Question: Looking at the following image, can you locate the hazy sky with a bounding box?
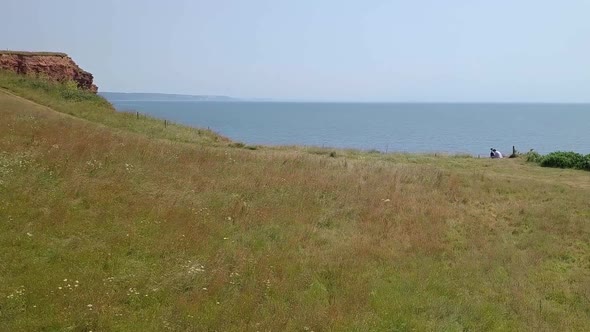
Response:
[2,0,589,102]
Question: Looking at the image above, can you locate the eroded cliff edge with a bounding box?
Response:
[0,51,98,93]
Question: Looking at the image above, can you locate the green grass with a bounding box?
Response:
[1,72,590,330]
[0,50,68,57]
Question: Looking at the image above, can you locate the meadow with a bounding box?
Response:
[1,71,589,331]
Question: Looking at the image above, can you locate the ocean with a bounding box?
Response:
[107,100,590,156]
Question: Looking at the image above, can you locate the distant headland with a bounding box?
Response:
[100,92,238,102]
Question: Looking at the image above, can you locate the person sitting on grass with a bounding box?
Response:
[490,148,503,159]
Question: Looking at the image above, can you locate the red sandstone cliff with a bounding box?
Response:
[0,51,98,93]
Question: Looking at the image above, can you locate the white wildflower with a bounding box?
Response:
[187,263,205,274]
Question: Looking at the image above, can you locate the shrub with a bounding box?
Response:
[524,150,543,163]
[580,154,590,171]
[59,80,93,101]
[231,142,245,148]
[539,151,585,169]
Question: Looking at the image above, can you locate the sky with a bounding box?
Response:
[1,0,589,102]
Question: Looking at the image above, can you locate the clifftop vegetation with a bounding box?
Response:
[0,50,68,57]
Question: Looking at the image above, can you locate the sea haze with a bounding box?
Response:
[104,99,590,156]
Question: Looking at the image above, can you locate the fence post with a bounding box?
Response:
[509,145,517,158]
[136,112,139,119]
[164,119,167,128]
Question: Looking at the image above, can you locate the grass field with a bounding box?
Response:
[1,72,589,331]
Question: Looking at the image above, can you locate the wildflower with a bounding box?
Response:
[187,264,205,274]
[127,287,140,295]
[26,232,33,237]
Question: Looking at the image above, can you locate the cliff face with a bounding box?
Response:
[0,51,98,93]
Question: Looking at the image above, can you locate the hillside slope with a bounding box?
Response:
[1,75,589,331]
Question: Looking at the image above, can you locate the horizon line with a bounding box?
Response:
[99,92,590,105]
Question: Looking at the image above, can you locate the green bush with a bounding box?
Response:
[525,150,589,171]
[539,151,585,169]
[59,80,97,101]
[231,142,245,148]
[524,150,543,163]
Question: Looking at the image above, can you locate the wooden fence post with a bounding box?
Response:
[509,145,517,158]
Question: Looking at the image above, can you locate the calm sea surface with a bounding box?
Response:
[108,101,590,155]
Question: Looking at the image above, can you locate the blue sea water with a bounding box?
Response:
[108,100,590,156]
